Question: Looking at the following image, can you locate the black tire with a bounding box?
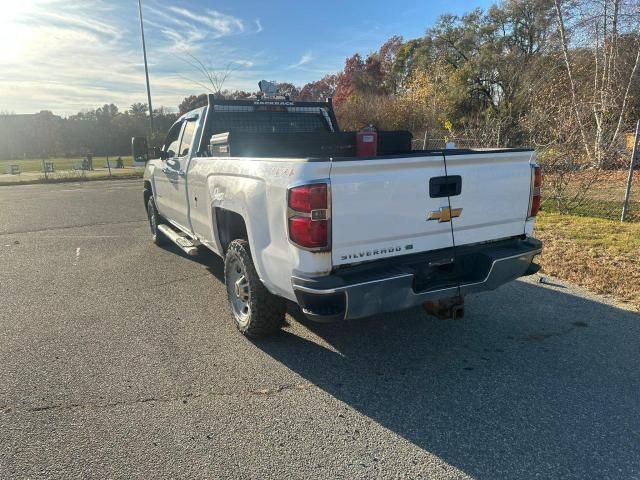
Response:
[147,196,167,246]
[224,239,286,338]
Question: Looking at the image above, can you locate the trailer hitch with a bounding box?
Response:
[422,295,465,320]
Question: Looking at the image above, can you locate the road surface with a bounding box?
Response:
[1,180,638,479]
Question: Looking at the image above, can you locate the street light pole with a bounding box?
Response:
[137,0,154,135]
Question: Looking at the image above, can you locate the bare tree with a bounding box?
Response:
[178,53,238,96]
[553,0,640,168]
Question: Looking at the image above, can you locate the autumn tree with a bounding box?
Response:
[178,94,208,115]
[378,35,405,93]
[299,75,338,101]
[273,82,300,99]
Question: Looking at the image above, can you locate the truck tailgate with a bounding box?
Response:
[329,154,454,267]
[444,150,534,246]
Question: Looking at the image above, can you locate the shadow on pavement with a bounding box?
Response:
[161,242,225,282]
[164,241,640,477]
[253,282,640,479]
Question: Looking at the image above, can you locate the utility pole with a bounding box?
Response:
[137,0,154,134]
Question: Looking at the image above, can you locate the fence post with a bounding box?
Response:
[621,119,639,222]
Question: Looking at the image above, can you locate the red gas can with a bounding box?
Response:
[356,125,378,158]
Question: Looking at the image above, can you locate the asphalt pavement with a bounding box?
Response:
[1,179,639,479]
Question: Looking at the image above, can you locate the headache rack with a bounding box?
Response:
[204,95,339,135]
[198,94,412,159]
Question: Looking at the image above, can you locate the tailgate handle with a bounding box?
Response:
[429,176,462,198]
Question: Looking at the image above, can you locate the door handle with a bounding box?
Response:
[162,167,185,177]
[429,175,462,198]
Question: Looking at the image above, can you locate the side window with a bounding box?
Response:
[164,122,183,158]
[178,120,197,157]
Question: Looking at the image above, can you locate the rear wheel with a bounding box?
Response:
[147,196,167,246]
[224,239,286,338]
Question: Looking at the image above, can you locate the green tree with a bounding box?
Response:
[129,103,148,117]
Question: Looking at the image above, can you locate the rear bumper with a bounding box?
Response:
[292,237,542,322]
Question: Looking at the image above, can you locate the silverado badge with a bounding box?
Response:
[427,207,463,223]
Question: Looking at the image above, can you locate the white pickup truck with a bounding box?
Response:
[135,92,542,337]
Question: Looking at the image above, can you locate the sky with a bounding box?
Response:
[0,0,492,116]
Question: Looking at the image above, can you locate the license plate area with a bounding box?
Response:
[412,260,458,293]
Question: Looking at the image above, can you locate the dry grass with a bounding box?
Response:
[555,170,640,202]
[0,168,143,186]
[541,170,640,221]
[535,213,640,311]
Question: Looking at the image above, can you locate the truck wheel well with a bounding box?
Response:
[215,208,248,253]
[143,181,152,212]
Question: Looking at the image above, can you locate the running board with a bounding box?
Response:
[157,224,199,256]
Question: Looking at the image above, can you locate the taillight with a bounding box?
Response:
[528,166,541,218]
[288,183,330,250]
[289,217,329,248]
[288,184,328,212]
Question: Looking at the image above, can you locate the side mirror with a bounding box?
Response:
[131,137,149,163]
[149,146,165,160]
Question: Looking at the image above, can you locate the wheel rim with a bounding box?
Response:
[227,257,251,325]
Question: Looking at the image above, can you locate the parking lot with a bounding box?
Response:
[1,179,639,479]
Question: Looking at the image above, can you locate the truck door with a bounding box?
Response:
[154,119,197,233]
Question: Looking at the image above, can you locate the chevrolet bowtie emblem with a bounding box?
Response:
[427,207,463,222]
